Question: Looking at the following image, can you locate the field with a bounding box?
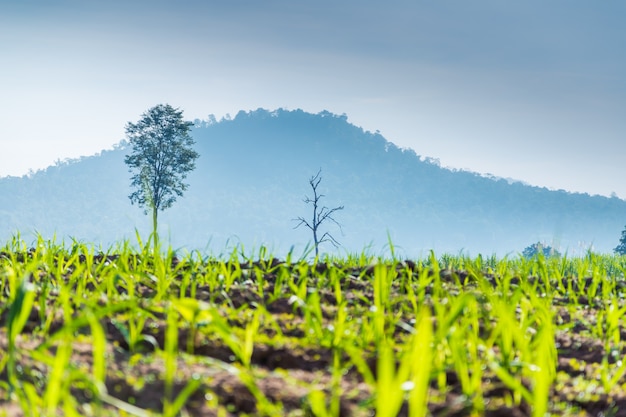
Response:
[2,237,626,416]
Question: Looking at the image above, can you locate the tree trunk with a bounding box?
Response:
[152,207,159,253]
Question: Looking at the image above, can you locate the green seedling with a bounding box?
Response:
[3,233,626,416]
[6,274,36,393]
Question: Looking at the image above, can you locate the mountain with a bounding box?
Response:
[2,108,625,257]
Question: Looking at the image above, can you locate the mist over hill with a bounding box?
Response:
[2,108,625,256]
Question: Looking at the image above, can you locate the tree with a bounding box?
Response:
[294,169,344,257]
[615,226,626,255]
[522,242,561,259]
[124,104,199,249]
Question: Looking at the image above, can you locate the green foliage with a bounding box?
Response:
[124,104,199,244]
[614,225,626,255]
[522,242,561,258]
[5,235,626,415]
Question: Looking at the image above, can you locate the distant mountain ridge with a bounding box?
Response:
[1,108,625,256]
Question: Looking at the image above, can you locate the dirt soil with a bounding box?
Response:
[1,259,625,416]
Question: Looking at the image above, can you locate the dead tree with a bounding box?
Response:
[294,169,344,257]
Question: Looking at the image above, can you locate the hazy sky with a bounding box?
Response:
[2,1,625,197]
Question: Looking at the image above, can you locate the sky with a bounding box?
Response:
[1,0,625,197]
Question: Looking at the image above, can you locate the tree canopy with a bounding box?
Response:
[614,226,626,255]
[522,242,561,258]
[124,104,199,244]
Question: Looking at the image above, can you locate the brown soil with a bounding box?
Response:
[1,261,625,416]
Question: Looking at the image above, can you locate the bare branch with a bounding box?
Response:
[293,169,344,257]
[316,205,344,228]
[319,231,341,248]
[309,169,323,189]
[293,216,314,231]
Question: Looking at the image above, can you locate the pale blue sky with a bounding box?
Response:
[1,1,625,197]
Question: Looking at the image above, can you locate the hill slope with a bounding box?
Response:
[2,108,625,256]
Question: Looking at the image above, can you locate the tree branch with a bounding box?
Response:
[293,216,314,232]
[293,169,344,256]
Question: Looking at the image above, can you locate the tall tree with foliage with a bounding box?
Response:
[124,104,199,249]
[294,169,344,257]
[615,226,626,255]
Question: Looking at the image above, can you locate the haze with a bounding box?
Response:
[1,1,625,197]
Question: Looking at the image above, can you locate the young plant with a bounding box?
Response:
[6,274,36,393]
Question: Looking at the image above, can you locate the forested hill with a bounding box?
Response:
[1,108,625,256]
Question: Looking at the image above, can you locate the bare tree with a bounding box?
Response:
[294,169,344,257]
